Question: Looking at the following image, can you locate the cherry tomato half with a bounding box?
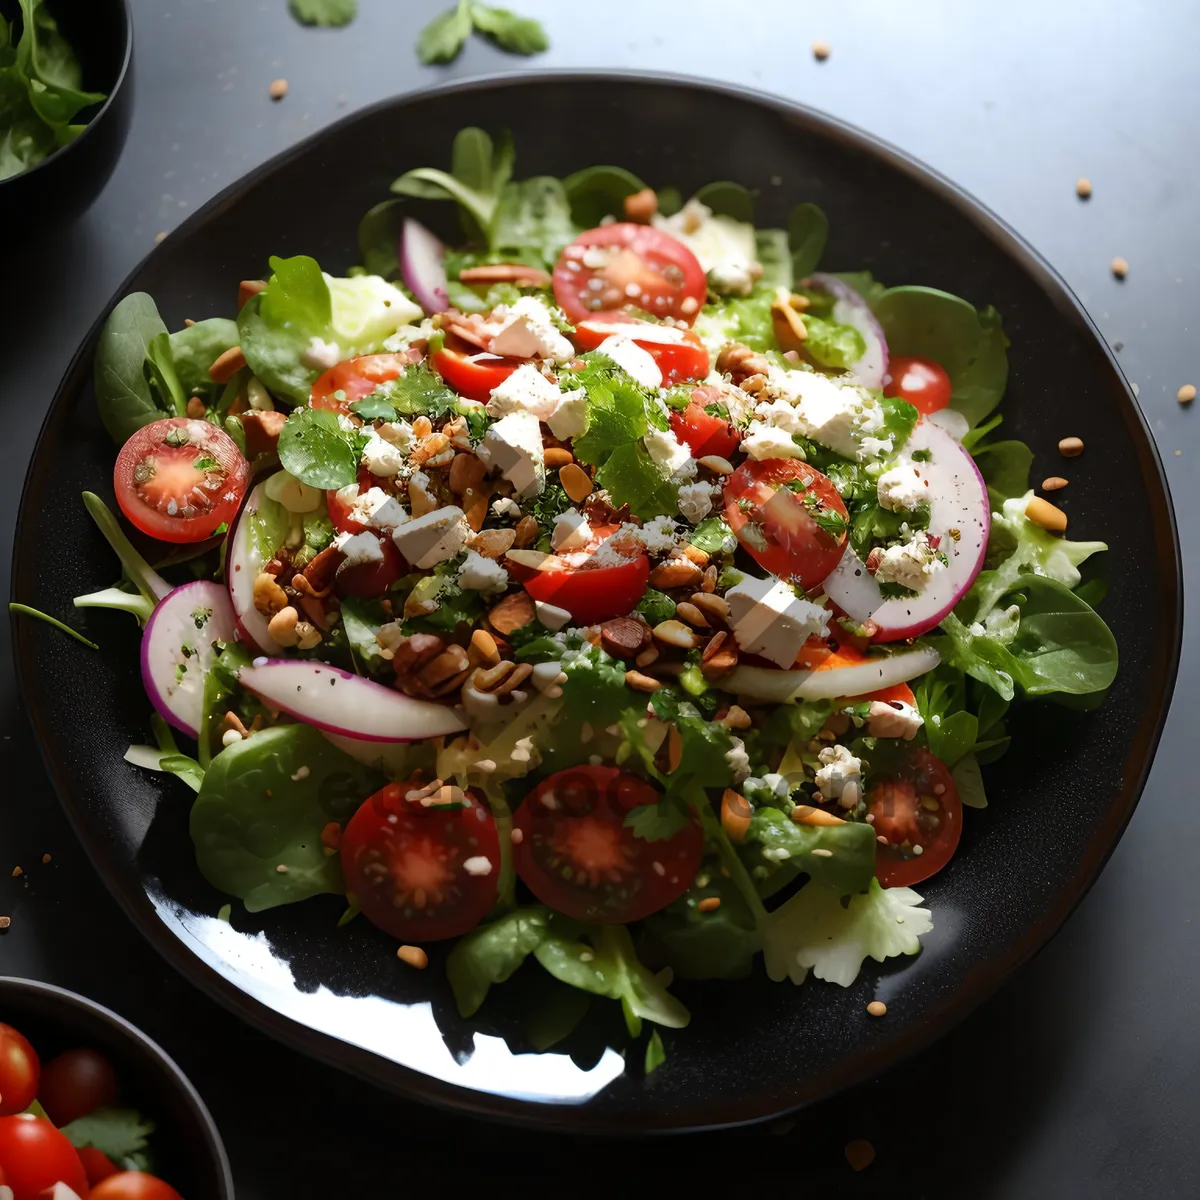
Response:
[669,398,739,460]
[723,459,849,589]
[38,1048,119,1127]
[326,485,365,535]
[91,1171,185,1200]
[0,1114,89,1200]
[883,356,953,415]
[114,418,250,544]
[0,1025,39,1117]
[513,766,703,923]
[77,1145,121,1185]
[430,341,521,402]
[522,525,650,626]
[868,747,963,888]
[340,781,501,942]
[310,352,412,414]
[553,224,707,326]
[572,316,710,385]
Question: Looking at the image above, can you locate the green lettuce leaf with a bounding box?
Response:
[446,906,554,1017]
[168,318,240,397]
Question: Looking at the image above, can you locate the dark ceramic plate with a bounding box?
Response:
[11,74,1181,1132]
[0,978,233,1197]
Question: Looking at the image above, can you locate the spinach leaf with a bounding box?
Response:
[973,439,1033,503]
[198,642,256,768]
[492,176,578,264]
[392,125,509,233]
[288,0,357,26]
[693,180,754,223]
[357,198,403,279]
[788,202,829,279]
[635,588,676,625]
[873,286,1009,425]
[277,406,364,490]
[755,228,793,290]
[562,164,647,227]
[640,880,760,981]
[168,318,240,396]
[446,906,553,1016]
[94,293,173,443]
[417,0,473,64]
[469,4,550,55]
[189,724,384,912]
[742,808,877,897]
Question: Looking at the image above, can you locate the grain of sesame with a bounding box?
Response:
[1075,177,1092,199]
[1058,436,1084,457]
[812,39,831,60]
[269,78,289,101]
[1111,256,1128,279]
[867,1000,887,1017]
[1178,384,1196,405]
[397,945,428,969]
[845,1139,876,1171]
[275,864,288,873]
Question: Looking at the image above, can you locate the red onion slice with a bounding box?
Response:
[400,218,450,314]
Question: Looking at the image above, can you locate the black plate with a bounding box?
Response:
[11,73,1181,1132]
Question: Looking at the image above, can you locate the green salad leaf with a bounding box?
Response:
[469,4,550,56]
[693,180,754,223]
[168,318,240,397]
[562,164,647,227]
[340,596,390,675]
[189,724,385,912]
[644,1030,666,1074]
[973,439,1034,504]
[277,406,364,489]
[787,202,829,279]
[289,0,357,27]
[61,1107,154,1163]
[755,228,793,290]
[417,0,473,64]
[492,175,577,265]
[640,879,760,981]
[802,314,867,370]
[93,294,179,443]
[446,906,554,1016]
[743,807,877,897]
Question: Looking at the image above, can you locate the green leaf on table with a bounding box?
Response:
[61,1107,154,1160]
[277,406,363,489]
[289,0,357,27]
[417,1,473,64]
[470,4,549,55]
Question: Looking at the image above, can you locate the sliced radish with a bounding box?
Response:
[238,659,467,742]
[823,419,990,642]
[726,643,941,702]
[227,479,285,655]
[400,218,450,314]
[804,273,889,389]
[141,580,238,738]
[321,731,425,773]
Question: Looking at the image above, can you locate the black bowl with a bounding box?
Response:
[0,977,232,1196]
[0,0,133,228]
[10,74,1181,1132]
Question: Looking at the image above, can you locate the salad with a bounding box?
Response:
[63,126,1117,1069]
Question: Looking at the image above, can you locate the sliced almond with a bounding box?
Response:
[543,446,574,468]
[653,619,701,650]
[488,591,536,636]
[505,548,565,572]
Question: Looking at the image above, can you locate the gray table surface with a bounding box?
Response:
[2,1,1197,1195]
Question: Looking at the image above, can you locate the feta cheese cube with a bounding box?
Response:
[815,744,861,801]
[653,200,761,297]
[392,506,470,569]
[457,549,509,595]
[335,530,385,568]
[486,363,563,420]
[534,600,572,631]
[477,411,545,499]
[597,335,663,389]
[376,420,415,451]
[677,481,714,524]
[766,367,889,460]
[742,423,805,461]
[726,575,830,668]
[874,530,945,592]
[491,496,522,519]
[643,427,695,477]
[877,463,929,512]
[487,297,575,362]
[302,336,341,371]
[546,390,588,441]
[361,433,406,477]
[865,700,924,740]
[364,490,409,531]
[551,508,592,553]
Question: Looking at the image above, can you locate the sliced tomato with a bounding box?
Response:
[340,781,500,942]
[572,315,710,384]
[0,1024,39,1117]
[521,526,650,625]
[91,1172,185,1200]
[114,418,250,544]
[884,356,952,414]
[78,1145,121,1184]
[553,224,707,326]
[0,1114,89,1200]
[326,486,366,535]
[334,535,405,599]
[431,340,521,402]
[512,766,703,923]
[310,352,411,414]
[669,399,739,459]
[868,747,962,887]
[724,458,849,589]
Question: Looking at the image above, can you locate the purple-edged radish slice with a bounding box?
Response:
[725,643,941,703]
[238,659,467,741]
[400,218,450,314]
[226,479,284,655]
[804,273,889,389]
[141,580,238,738]
[822,418,990,643]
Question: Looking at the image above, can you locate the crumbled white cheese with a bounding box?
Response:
[491,496,522,519]
[487,297,575,362]
[350,486,408,530]
[865,700,924,740]
[725,575,830,668]
[551,508,593,553]
[361,433,406,477]
[643,427,696,478]
[877,463,929,512]
[742,424,805,461]
[534,600,572,631]
[815,744,862,801]
[457,549,509,595]
[725,737,751,783]
[376,420,415,451]
[382,317,435,353]
[632,515,680,555]
[677,480,714,524]
[486,363,563,420]
[302,337,342,371]
[392,506,470,569]
[463,855,494,877]
[874,530,946,592]
[653,199,761,296]
[597,334,663,389]
[477,410,545,499]
[334,530,385,568]
[766,367,891,460]
[546,388,588,441]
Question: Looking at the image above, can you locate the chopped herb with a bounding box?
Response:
[192,455,219,471]
[911,449,932,462]
[348,393,398,421]
[191,607,213,630]
[878,581,919,599]
[9,604,99,651]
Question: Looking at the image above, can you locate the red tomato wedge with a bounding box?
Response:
[334,535,406,599]
[572,315,710,385]
[553,224,707,326]
[724,458,849,589]
[326,486,365,535]
[669,398,739,459]
[340,782,500,942]
[431,341,521,401]
[519,525,650,625]
[310,352,412,413]
[91,1172,185,1200]
[512,766,703,923]
[868,747,962,888]
[0,1025,38,1117]
[0,1114,89,1200]
[114,418,249,544]
[884,356,952,414]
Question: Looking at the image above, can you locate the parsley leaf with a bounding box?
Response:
[569,355,655,464]
[594,443,679,522]
[348,393,398,421]
[688,516,734,555]
[288,0,357,26]
[417,0,473,64]
[469,4,550,55]
[635,588,676,625]
[277,407,364,490]
[61,1107,155,1161]
[374,362,462,418]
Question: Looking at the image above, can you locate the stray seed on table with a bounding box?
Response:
[1076,177,1092,199]
[1058,436,1084,457]
[867,1000,887,1017]
[1178,384,1196,405]
[845,1139,876,1172]
[0,917,9,930]
[11,867,21,878]
[1110,256,1128,279]
[41,854,50,864]
[1042,476,1068,491]
[269,78,288,101]
[154,231,167,244]
[397,945,428,969]
[812,39,831,60]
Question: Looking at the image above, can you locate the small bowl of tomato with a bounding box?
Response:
[0,977,232,1199]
